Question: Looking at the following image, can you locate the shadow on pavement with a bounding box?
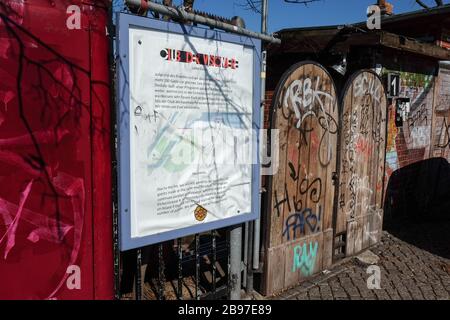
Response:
[383,157,450,259]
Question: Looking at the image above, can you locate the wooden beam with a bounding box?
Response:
[331,33,383,54]
[330,31,450,60]
[271,27,450,60]
[381,31,450,60]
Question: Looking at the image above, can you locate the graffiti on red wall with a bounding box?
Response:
[0,1,93,299]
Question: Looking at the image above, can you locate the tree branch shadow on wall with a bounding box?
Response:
[383,157,450,259]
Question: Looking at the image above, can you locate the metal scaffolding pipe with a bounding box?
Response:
[125,0,281,44]
[242,221,249,288]
[246,219,254,292]
[229,225,242,300]
[253,0,269,272]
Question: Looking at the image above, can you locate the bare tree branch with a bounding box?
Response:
[416,0,429,8]
[435,0,444,6]
[236,0,262,13]
[237,0,321,13]
[284,0,321,5]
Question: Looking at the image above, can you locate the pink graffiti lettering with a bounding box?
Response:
[0,180,33,259]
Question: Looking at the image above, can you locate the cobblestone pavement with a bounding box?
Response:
[271,227,450,300]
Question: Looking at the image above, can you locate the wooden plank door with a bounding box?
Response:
[264,62,339,295]
[336,70,387,258]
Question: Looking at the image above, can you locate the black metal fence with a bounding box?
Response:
[115,229,231,300]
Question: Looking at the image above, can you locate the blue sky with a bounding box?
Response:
[179,0,443,33]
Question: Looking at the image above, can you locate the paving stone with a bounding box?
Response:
[373,289,390,300]
[295,292,308,300]
[355,250,380,266]
[308,286,321,298]
[385,289,402,300]
[275,228,450,301]
[397,291,413,300]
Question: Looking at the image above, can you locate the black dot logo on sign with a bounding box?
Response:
[160,49,168,59]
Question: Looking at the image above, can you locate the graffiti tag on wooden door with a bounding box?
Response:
[264,62,338,295]
[336,70,387,257]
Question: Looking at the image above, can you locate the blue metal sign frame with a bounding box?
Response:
[116,13,261,251]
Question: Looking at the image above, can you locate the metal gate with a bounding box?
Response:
[115,229,231,300]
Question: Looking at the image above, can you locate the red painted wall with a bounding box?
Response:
[0,0,113,299]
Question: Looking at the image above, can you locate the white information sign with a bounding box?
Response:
[127,25,256,240]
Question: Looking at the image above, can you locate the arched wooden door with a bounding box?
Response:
[335,70,387,258]
[264,62,339,295]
